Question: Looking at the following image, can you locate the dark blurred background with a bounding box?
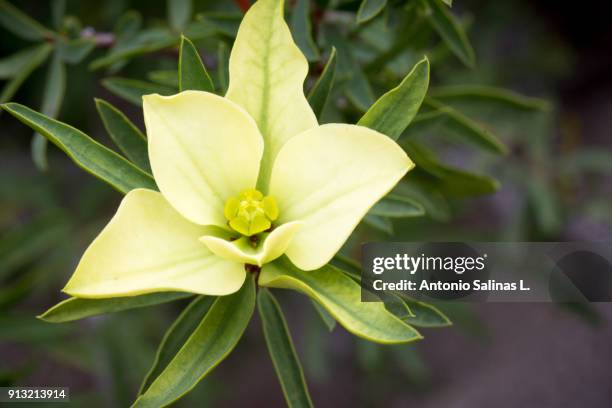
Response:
[1,0,612,406]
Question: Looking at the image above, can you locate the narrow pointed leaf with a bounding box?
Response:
[0,44,52,104]
[0,0,54,40]
[307,47,337,119]
[260,259,421,344]
[39,293,192,323]
[102,78,176,106]
[290,0,319,61]
[442,0,453,6]
[396,295,451,327]
[179,36,214,92]
[139,296,215,394]
[362,214,393,235]
[421,0,475,67]
[168,0,192,31]
[95,98,151,173]
[258,289,314,408]
[310,299,336,332]
[56,37,96,64]
[429,85,551,111]
[32,51,66,171]
[1,103,157,193]
[370,194,425,218]
[90,29,178,71]
[0,46,48,79]
[424,98,507,154]
[132,276,256,408]
[394,180,451,222]
[358,57,430,140]
[404,142,500,196]
[356,0,388,24]
[148,70,179,88]
[383,293,415,319]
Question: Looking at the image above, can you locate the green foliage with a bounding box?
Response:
[39,293,191,323]
[358,57,430,140]
[260,259,422,344]
[258,289,314,408]
[132,276,255,408]
[2,0,599,405]
[95,98,151,173]
[139,296,215,394]
[306,47,337,119]
[179,36,214,92]
[357,0,388,24]
[1,103,157,193]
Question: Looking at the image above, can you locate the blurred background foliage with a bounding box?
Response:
[1,0,611,406]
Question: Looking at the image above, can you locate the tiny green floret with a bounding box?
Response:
[224,188,279,236]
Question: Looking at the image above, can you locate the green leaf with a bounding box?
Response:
[258,289,314,408]
[356,0,388,24]
[290,0,319,61]
[0,46,47,79]
[397,295,452,327]
[442,0,453,6]
[139,296,215,394]
[179,36,214,92]
[358,57,429,140]
[90,29,178,71]
[216,42,229,94]
[362,214,393,235]
[1,103,157,193]
[370,194,425,218]
[424,98,507,154]
[310,299,336,331]
[95,98,151,173]
[260,259,421,344]
[393,179,451,222]
[429,85,551,112]
[32,51,66,171]
[102,78,176,106]
[404,142,500,196]
[421,0,475,67]
[39,293,191,323]
[0,43,52,104]
[168,0,192,31]
[148,70,179,88]
[383,293,415,319]
[132,275,255,408]
[306,47,337,119]
[0,0,54,41]
[57,37,96,64]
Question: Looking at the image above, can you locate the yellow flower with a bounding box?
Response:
[63,0,413,298]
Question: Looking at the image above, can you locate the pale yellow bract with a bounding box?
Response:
[63,0,414,298]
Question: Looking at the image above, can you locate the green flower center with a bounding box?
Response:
[224,189,279,237]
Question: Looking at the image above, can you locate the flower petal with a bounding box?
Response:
[269,124,413,270]
[199,221,302,266]
[63,189,246,298]
[143,91,263,226]
[226,0,318,189]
